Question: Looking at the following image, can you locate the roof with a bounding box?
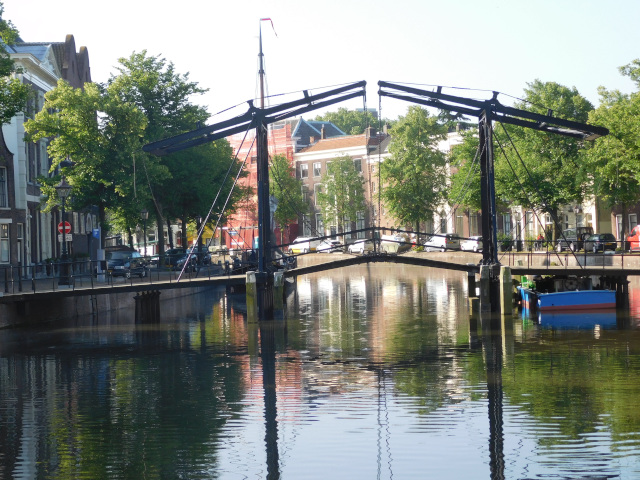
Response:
[291,118,344,148]
[297,131,389,154]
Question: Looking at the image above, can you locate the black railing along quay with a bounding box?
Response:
[0,259,245,304]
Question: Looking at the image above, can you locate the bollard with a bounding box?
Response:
[246,271,258,323]
[499,265,513,316]
[479,265,492,313]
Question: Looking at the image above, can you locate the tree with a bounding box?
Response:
[581,60,640,240]
[316,156,366,235]
[448,128,483,211]
[24,80,148,243]
[495,80,594,237]
[314,107,382,135]
[0,2,30,125]
[381,106,448,233]
[106,51,243,253]
[269,154,308,242]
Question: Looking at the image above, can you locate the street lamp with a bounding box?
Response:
[55,178,72,285]
[141,209,148,256]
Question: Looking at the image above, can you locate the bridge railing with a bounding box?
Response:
[0,257,241,296]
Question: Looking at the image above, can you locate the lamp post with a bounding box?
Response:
[141,209,148,256]
[55,178,72,285]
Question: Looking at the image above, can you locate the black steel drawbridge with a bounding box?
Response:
[143,80,608,317]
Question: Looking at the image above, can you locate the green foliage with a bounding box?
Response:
[495,80,594,213]
[25,80,148,223]
[381,106,448,229]
[0,2,30,125]
[314,107,382,135]
[448,128,482,211]
[269,154,308,228]
[316,156,366,232]
[580,59,640,237]
[25,51,241,252]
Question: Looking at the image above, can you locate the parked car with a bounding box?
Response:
[380,234,412,253]
[348,239,375,254]
[627,225,640,251]
[106,249,147,278]
[584,233,617,253]
[175,246,212,272]
[317,239,343,253]
[460,236,482,252]
[162,248,187,268]
[288,237,321,254]
[556,226,594,252]
[424,233,461,252]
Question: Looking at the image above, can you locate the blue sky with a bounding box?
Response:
[5,0,639,121]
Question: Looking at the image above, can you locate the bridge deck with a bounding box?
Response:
[3,252,640,304]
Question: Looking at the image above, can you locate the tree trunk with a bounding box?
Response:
[167,218,174,249]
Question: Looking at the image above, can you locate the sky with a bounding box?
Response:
[4,0,640,123]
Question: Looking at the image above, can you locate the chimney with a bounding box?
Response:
[321,124,326,139]
[365,126,377,139]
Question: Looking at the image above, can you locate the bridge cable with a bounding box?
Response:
[176,128,256,281]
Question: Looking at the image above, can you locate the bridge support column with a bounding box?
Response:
[499,266,513,316]
[246,271,275,322]
[134,290,161,322]
[479,266,492,313]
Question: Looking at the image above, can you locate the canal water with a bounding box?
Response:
[1,264,640,479]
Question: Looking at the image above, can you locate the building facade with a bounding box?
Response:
[0,35,93,271]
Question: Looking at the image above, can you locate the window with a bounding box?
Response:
[502,213,511,236]
[315,213,324,234]
[302,214,311,236]
[343,217,352,239]
[353,158,362,173]
[440,211,447,233]
[0,168,7,208]
[356,211,365,238]
[17,223,23,266]
[0,224,8,262]
[630,213,638,231]
[371,182,376,194]
[300,163,308,179]
[314,184,322,205]
[616,214,623,240]
[525,211,533,236]
[250,155,257,164]
[301,185,309,203]
[313,162,321,177]
[371,165,376,174]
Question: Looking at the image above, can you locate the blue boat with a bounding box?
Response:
[536,289,616,312]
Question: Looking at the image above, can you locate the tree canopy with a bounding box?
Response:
[316,155,366,234]
[0,2,30,125]
[26,51,242,253]
[580,59,640,237]
[381,106,448,231]
[314,107,383,135]
[269,154,308,236]
[495,80,594,216]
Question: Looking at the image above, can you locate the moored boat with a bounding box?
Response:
[536,289,616,312]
